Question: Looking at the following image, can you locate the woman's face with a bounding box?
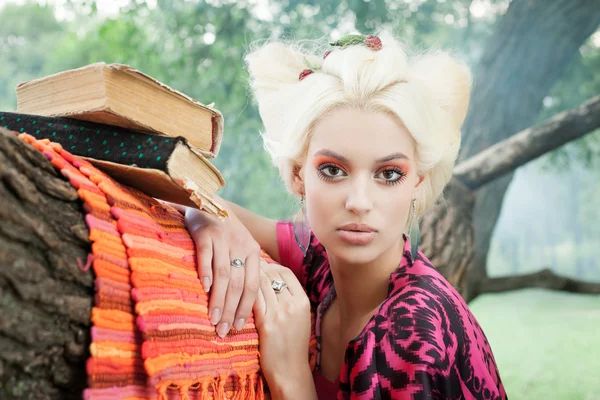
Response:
[296,107,423,266]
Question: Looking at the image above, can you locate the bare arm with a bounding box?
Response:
[268,364,317,400]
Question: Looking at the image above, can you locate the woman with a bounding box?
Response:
[184,32,507,399]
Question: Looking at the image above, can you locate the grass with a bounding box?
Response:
[469,289,600,400]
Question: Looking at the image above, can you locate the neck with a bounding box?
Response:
[327,236,405,328]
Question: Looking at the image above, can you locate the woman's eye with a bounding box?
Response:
[322,166,345,177]
[377,169,405,182]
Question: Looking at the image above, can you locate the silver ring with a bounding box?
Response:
[271,279,287,293]
[230,258,245,268]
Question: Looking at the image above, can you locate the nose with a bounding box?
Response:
[345,175,373,214]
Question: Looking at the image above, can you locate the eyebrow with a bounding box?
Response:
[314,149,410,163]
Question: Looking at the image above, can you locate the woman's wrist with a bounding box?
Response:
[266,362,317,400]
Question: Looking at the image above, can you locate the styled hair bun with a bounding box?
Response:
[408,52,472,135]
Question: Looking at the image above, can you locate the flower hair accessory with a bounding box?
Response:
[299,57,321,81]
[330,34,382,51]
[298,34,383,80]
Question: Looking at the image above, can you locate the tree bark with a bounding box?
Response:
[457,0,600,300]
[419,178,478,299]
[454,95,600,190]
[0,128,92,400]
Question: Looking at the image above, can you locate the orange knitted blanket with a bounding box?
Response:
[18,133,270,400]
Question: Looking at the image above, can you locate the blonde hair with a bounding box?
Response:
[245,32,472,229]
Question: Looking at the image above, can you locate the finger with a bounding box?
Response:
[258,266,278,308]
[195,240,213,293]
[208,240,230,327]
[277,267,305,297]
[253,285,266,319]
[233,252,260,331]
[262,263,293,300]
[268,270,293,301]
[217,256,246,338]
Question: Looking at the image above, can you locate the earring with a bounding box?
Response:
[293,196,310,257]
[408,199,420,261]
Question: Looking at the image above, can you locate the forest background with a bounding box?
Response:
[1,0,599,398]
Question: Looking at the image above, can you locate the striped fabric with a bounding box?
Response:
[17,133,265,400]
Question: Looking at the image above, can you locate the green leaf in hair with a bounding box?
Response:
[303,57,321,71]
[329,34,366,47]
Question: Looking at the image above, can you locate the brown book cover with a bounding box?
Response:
[15,62,224,158]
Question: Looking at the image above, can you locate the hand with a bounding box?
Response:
[185,207,261,338]
[254,260,314,391]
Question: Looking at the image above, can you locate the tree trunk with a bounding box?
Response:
[457,0,600,300]
[419,95,600,301]
[0,128,92,400]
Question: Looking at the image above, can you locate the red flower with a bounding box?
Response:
[299,69,314,81]
[323,50,332,59]
[365,35,382,51]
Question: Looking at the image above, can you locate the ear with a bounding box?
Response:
[413,173,425,196]
[291,164,305,196]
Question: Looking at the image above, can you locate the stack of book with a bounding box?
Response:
[11,62,227,217]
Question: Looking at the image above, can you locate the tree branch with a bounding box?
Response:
[479,268,600,295]
[454,95,600,190]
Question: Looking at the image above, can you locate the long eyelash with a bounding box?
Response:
[317,164,407,185]
[317,170,335,182]
[317,162,342,182]
[382,168,407,186]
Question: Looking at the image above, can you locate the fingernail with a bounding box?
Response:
[202,277,211,292]
[234,318,246,331]
[210,308,221,325]
[217,322,229,338]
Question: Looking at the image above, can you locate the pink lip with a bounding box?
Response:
[337,223,377,233]
[336,230,377,245]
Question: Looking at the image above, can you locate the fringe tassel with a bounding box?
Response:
[179,384,190,400]
[256,376,266,400]
[217,374,227,399]
[157,382,169,400]
[232,376,247,400]
[200,379,217,400]
[245,375,256,400]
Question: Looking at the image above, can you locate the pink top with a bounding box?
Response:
[276,222,506,400]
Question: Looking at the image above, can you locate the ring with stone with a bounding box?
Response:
[230,258,245,268]
[271,279,287,293]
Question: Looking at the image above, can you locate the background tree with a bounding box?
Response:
[456,0,600,299]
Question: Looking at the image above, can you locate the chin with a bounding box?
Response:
[327,241,380,265]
